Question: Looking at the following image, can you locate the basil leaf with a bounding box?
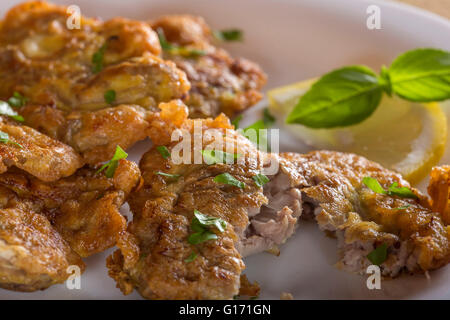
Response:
[7,92,27,107]
[97,145,128,178]
[388,48,450,102]
[184,251,198,263]
[188,231,218,245]
[244,120,270,151]
[263,108,275,127]
[214,173,245,189]
[231,114,243,128]
[252,173,269,187]
[193,210,227,233]
[362,177,386,194]
[367,243,388,265]
[286,66,383,128]
[0,130,23,149]
[156,146,171,159]
[104,90,116,104]
[387,182,418,199]
[155,171,181,180]
[202,149,240,165]
[213,29,243,42]
[0,101,24,122]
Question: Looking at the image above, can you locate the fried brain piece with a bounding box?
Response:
[107,121,303,299]
[0,1,190,164]
[282,151,450,277]
[428,165,450,225]
[151,15,267,118]
[0,117,83,181]
[0,159,141,258]
[0,187,85,292]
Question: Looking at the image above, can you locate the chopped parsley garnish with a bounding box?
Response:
[92,43,107,73]
[156,146,171,159]
[367,243,388,266]
[362,177,418,199]
[214,173,245,189]
[252,173,269,187]
[157,28,206,58]
[0,131,23,149]
[231,114,243,128]
[184,251,198,263]
[213,29,243,42]
[96,145,128,178]
[104,89,116,104]
[188,210,227,245]
[155,171,181,180]
[7,92,27,108]
[202,149,240,165]
[0,101,24,122]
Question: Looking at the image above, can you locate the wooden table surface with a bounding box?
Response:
[396,0,450,19]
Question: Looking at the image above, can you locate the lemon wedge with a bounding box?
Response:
[268,80,447,184]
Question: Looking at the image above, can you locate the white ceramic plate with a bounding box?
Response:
[1,0,449,300]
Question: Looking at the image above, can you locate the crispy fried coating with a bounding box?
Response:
[428,166,450,225]
[0,117,83,181]
[151,15,266,118]
[0,187,85,292]
[108,120,267,299]
[0,159,141,258]
[283,151,450,276]
[0,1,190,164]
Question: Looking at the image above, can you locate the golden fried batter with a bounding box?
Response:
[283,151,450,276]
[0,1,190,164]
[428,165,450,225]
[151,15,267,118]
[0,159,140,258]
[0,187,84,292]
[0,117,83,181]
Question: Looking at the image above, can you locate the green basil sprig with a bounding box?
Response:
[287,48,450,128]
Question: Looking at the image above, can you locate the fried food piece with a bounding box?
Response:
[0,187,84,292]
[282,151,450,277]
[428,165,450,225]
[107,116,302,299]
[0,159,141,258]
[0,1,190,164]
[151,15,267,118]
[0,117,83,181]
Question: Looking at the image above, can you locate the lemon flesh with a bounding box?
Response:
[268,80,447,184]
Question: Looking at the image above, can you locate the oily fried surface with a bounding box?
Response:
[0,160,140,258]
[282,151,450,276]
[151,15,267,118]
[0,1,190,164]
[0,187,84,292]
[0,117,83,181]
[108,122,274,299]
[428,165,450,225]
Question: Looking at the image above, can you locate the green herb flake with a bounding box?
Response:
[156,146,171,159]
[92,43,107,73]
[252,173,269,187]
[188,230,218,245]
[7,92,28,108]
[184,251,198,263]
[104,89,116,104]
[394,204,411,210]
[214,173,245,189]
[0,101,24,122]
[155,171,181,180]
[0,130,23,149]
[387,182,418,199]
[96,145,128,178]
[202,149,240,165]
[367,243,388,266]
[213,29,243,42]
[187,210,227,245]
[362,177,386,194]
[231,114,243,128]
[157,28,206,58]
